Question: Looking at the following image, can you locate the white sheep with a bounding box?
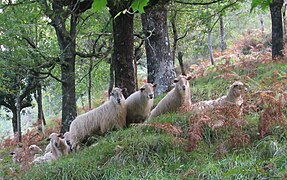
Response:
[31,133,70,164]
[31,151,56,164]
[125,83,157,126]
[28,144,43,159]
[190,81,246,114]
[69,87,127,151]
[149,75,192,118]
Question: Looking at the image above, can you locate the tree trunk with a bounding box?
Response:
[16,93,21,142]
[259,14,264,34]
[219,15,226,53]
[142,1,176,95]
[270,0,284,59]
[171,9,178,64]
[207,28,215,65]
[11,108,17,134]
[35,84,46,133]
[88,58,92,109]
[177,52,186,75]
[51,3,77,133]
[110,10,136,97]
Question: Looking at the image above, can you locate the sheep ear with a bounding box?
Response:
[121,88,127,93]
[186,76,192,81]
[140,87,145,92]
[152,84,157,89]
[174,78,179,83]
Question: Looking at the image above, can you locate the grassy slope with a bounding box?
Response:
[21,61,287,179]
[1,60,286,179]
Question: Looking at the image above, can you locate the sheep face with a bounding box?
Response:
[140,83,157,100]
[110,88,125,105]
[48,133,62,149]
[229,81,246,97]
[29,145,43,156]
[174,75,192,95]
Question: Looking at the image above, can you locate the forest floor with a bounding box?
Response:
[1,31,287,179]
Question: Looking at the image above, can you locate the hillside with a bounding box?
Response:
[1,33,287,179]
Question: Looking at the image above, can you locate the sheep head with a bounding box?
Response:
[110,87,126,105]
[47,133,63,149]
[140,83,157,100]
[228,81,246,98]
[29,145,43,156]
[174,75,192,95]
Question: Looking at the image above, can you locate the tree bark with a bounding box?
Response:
[177,51,186,75]
[51,2,77,133]
[142,1,176,95]
[219,15,226,53]
[109,8,136,97]
[270,0,284,59]
[88,58,93,109]
[207,28,215,65]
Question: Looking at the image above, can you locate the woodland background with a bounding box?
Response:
[0,0,287,178]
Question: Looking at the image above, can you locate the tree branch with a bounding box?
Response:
[175,0,223,5]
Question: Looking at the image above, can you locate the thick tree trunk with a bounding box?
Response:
[110,11,136,97]
[142,2,176,95]
[52,3,77,133]
[60,49,77,133]
[219,15,226,53]
[270,0,284,59]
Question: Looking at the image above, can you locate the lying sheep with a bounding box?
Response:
[48,133,71,158]
[69,87,127,151]
[189,81,246,121]
[190,81,246,114]
[31,133,70,164]
[150,75,192,118]
[29,144,43,158]
[126,83,157,126]
[31,151,55,164]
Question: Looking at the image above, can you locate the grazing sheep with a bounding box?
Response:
[190,81,246,113]
[149,75,192,118]
[126,83,157,126]
[69,87,127,151]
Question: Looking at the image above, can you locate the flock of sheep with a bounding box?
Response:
[10,75,246,165]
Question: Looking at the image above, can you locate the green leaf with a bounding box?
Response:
[250,0,273,12]
[131,0,149,13]
[92,0,108,12]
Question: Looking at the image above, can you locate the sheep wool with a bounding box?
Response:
[191,81,246,113]
[48,133,71,158]
[126,83,157,126]
[150,75,192,118]
[69,87,127,150]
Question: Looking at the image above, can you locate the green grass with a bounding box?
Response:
[1,61,286,179]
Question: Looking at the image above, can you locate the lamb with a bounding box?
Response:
[149,75,192,118]
[69,87,127,151]
[125,83,157,126]
[31,133,70,164]
[190,81,246,114]
[28,144,43,158]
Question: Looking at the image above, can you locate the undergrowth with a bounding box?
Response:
[1,33,287,179]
